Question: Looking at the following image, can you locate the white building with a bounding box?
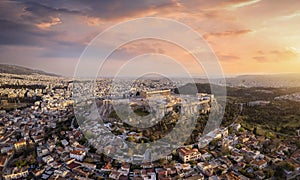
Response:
[251,159,268,169]
[70,150,86,161]
[177,147,201,163]
[42,155,54,164]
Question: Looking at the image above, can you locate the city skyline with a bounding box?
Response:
[0,0,300,77]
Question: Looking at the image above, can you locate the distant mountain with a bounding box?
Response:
[193,73,300,88]
[235,73,300,79]
[0,64,60,76]
[225,73,300,87]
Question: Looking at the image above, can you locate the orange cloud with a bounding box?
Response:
[218,54,240,62]
[253,49,298,63]
[203,29,252,39]
[118,40,166,55]
[226,0,262,10]
[253,56,267,63]
[36,17,61,29]
[85,16,102,27]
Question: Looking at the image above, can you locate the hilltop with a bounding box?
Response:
[0,64,59,76]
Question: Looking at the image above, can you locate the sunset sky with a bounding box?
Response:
[0,0,300,77]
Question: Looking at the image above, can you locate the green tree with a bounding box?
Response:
[264,169,275,178]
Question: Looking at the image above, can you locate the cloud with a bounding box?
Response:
[0,0,299,76]
[186,46,206,55]
[253,49,298,63]
[183,0,262,12]
[257,50,264,55]
[0,17,84,58]
[85,17,103,27]
[218,54,240,61]
[0,0,182,46]
[288,47,300,54]
[253,56,267,62]
[18,0,180,22]
[0,1,87,58]
[115,40,168,58]
[226,0,262,10]
[270,49,298,59]
[0,1,78,46]
[20,1,80,23]
[277,11,300,20]
[36,17,62,29]
[203,29,252,39]
[0,19,59,46]
[81,0,179,20]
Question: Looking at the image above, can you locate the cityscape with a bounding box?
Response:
[1,0,300,180]
[0,69,299,180]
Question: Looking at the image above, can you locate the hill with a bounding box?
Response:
[0,64,59,76]
[226,73,300,87]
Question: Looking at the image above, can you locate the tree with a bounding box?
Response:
[275,162,295,178]
[190,160,197,167]
[56,141,63,147]
[79,137,88,145]
[85,130,95,139]
[16,159,27,168]
[169,160,176,166]
[296,140,300,149]
[239,127,245,133]
[89,145,97,153]
[126,136,135,142]
[264,169,275,178]
[158,158,168,166]
[253,127,258,135]
[84,158,94,163]
[221,146,230,156]
[235,144,242,149]
[228,127,234,134]
[210,139,218,147]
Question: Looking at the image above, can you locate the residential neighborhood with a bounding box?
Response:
[1,0,300,179]
[0,73,299,180]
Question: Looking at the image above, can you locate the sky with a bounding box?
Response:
[0,0,300,77]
